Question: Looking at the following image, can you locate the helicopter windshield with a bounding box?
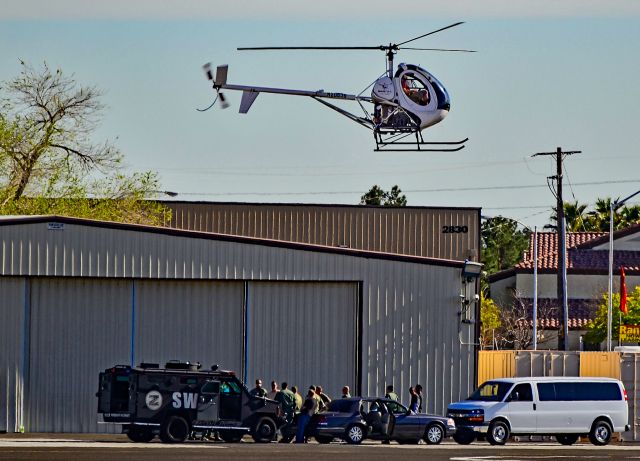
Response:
[400,74,430,106]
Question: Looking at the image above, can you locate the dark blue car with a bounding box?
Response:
[307,397,456,444]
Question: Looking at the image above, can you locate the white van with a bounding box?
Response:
[447,377,629,446]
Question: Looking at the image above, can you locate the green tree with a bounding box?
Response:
[360,184,407,206]
[584,286,640,345]
[481,217,530,275]
[480,293,502,349]
[0,62,168,225]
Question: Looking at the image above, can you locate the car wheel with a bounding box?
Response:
[556,434,579,445]
[220,431,244,443]
[126,426,155,443]
[486,420,510,446]
[315,435,333,444]
[160,415,189,443]
[452,427,475,445]
[344,424,366,444]
[425,423,444,445]
[589,420,612,446]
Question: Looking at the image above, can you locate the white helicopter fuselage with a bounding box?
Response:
[371,63,451,130]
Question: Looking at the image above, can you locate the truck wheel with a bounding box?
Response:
[220,431,244,443]
[452,428,475,445]
[344,424,365,444]
[556,434,579,445]
[160,415,189,443]
[126,426,155,443]
[589,420,612,446]
[252,417,276,443]
[486,420,510,446]
[425,423,444,445]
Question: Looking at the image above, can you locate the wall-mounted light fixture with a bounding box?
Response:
[461,260,483,280]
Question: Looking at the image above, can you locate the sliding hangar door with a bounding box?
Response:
[5,278,357,433]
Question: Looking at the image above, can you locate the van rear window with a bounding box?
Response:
[537,382,621,401]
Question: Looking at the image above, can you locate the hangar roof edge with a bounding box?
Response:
[0,215,465,269]
[157,200,482,212]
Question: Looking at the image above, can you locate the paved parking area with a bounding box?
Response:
[1,434,639,461]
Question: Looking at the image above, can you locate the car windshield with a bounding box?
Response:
[467,381,513,402]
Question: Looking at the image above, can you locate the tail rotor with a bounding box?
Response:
[198,62,230,111]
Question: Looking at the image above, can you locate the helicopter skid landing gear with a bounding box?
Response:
[374,130,467,152]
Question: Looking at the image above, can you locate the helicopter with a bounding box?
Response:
[201,22,474,152]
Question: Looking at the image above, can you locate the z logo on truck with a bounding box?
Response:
[145,391,163,411]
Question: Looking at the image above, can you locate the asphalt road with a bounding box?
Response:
[1,434,640,461]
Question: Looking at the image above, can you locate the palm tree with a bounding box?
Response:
[548,201,590,231]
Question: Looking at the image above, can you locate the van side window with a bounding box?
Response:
[509,383,533,401]
[537,382,622,401]
[537,383,555,401]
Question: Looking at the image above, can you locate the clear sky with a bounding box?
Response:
[1,0,639,229]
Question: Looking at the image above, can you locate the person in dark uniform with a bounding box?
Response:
[249,379,267,398]
[409,386,419,413]
[414,384,424,412]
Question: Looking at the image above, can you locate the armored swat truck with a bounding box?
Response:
[97,361,284,443]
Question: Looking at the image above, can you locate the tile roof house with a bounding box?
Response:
[488,224,640,350]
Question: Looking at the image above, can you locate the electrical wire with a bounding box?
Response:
[176,178,640,197]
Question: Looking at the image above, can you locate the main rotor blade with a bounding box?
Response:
[400,47,476,52]
[238,46,383,51]
[396,22,465,47]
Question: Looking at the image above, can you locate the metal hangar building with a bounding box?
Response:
[0,204,480,433]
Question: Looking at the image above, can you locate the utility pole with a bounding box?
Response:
[533,147,581,350]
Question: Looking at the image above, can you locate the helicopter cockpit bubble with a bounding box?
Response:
[400,73,431,106]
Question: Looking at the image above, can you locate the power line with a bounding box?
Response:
[177,178,640,197]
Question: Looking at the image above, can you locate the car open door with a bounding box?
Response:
[198,380,220,423]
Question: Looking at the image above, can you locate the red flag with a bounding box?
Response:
[620,266,628,315]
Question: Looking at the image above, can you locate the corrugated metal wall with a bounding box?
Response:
[0,219,475,432]
[164,203,480,261]
[368,263,474,416]
[246,282,357,398]
[0,278,25,433]
[621,353,640,441]
[27,278,132,433]
[580,352,622,379]
[135,280,244,372]
[476,351,515,386]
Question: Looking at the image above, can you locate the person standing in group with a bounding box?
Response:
[291,385,303,412]
[267,381,279,400]
[408,386,419,413]
[296,390,318,443]
[341,386,351,398]
[414,384,424,412]
[250,379,267,398]
[385,385,399,402]
[316,385,331,408]
[385,384,401,413]
[309,386,323,411]
[275,382,297,440]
